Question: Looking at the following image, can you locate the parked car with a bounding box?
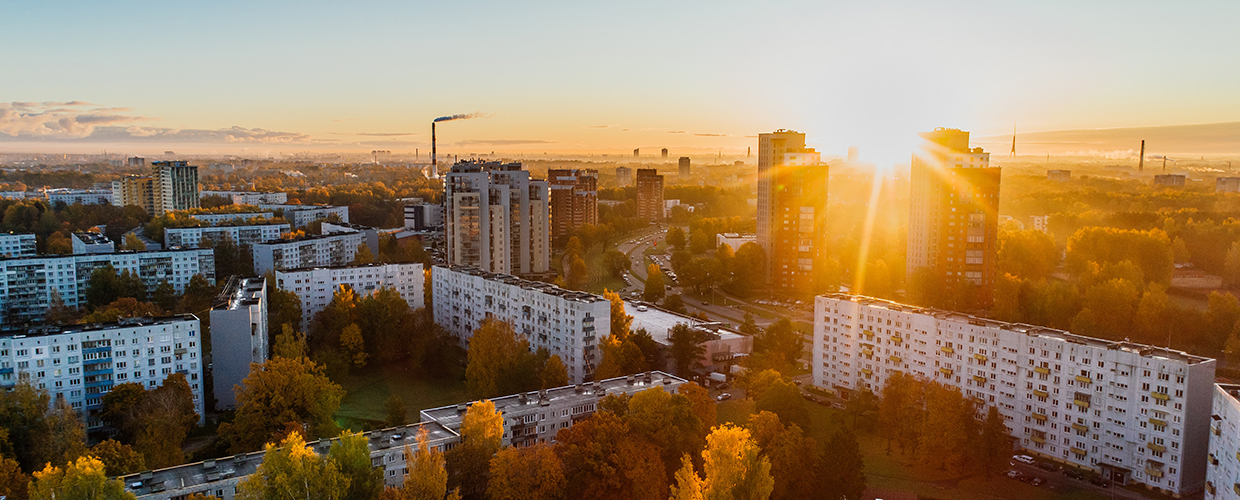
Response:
[1030,477,1046,487]
[1012,455,1035,465]
[831,402,845,410]
[1089,476,1109,487]
[1005,470,1023,480]
[716,393,732,401]
[716,383,730,391]
[1064,470,1085,481]
[1036,461,1058,472]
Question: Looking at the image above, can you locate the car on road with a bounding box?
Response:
[637,305,648,312]
[1029,477,1045,487]
[716,393,732,401]
[1005,470,1023,480]
[1089,476,1109,487]
[1064,470,1085,481]
[1012,455,1035,465]
[831,402,845,410]
[1036,461,1057,472]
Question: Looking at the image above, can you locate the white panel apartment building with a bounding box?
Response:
[275,263,424,331]
[0,233,36,257]
[0,315,205,431]
[208,277,267,411]
[444,162,549,276]
[165,224,290,249]
[0,249,216,327]
[251,231,364,276]
[189,212,274,225]
[44,188,113,206]
[432,265,605,383]
[200,191,288,205]
[258,204,349,229]
[1207,384,1240,498]
[813,294,1215,496]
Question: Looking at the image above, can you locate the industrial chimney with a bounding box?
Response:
[431,122,438,178]
[1139,140,1145,173]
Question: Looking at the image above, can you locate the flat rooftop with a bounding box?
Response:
[212,277,265,310]
[73,232,112,245]
[421,371,685,430]
[120,421,458,496]
[820,293,1213,365]
[623,300,742,345]
[277,262,421,274]
[0,314,199,340]
[436,265,604,304]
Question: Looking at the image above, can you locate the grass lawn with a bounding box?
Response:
[333,364,468,432]
[585,246,628,294]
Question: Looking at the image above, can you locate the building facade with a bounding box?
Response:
[767,147,829,293]
[813,294,1215,496]
[72,232,115,254]
[622,301,751,376]
[431,265,607,383]
[258,204,349,229]
[679,157,691,177]
[1217,178,1240,193]
[0,233,37,257]
[1206,384,1240,498]
[164,224,290,249]
[208,277,267,410]
[0,249,215,328]
[201,191,288,205]
[251,231,365,276]
[403,203,444,230]
[548,169,598,242]
[153,161,200,214]
[188,212,274,225]
[616,166,633,186]
[44,188,113,206]
[906,128,1000,309]
[757,130,805,280]
[443,162,549,276]
[0,315,206,432]
[112,176,158,214]
[1047,170,1072,182]
[635,169,664,222]
[1155,175,1187,187]
[275,263,425,330]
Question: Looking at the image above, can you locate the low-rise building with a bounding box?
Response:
[164,224,289,249]
[1216,177,1240,193]
[715,233,757,252]
[1047,170,1072,182]
[420,371,685,448]
[188,212,274,225]
[72,232,115,254]
[208,277,267,411]
[0,315,206,431]
[623,301,751,376]
[404,203,443,230]
[432,265,607,383]
[120,421,459,499]
[0,233,37,257]
[258,204,349,229]
[0,249,215,327]
[252,231,365,276]
[322,222,379,257]
[813,294,1215,496]
[44,188,113,206]
[1155,175,1187,187]
[275,263,424,331]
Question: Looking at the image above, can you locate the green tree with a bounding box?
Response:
[751,319,802,375]
[218,356,345,453]
[729,242,766,294]
[266,274,304,336]
[978,407,1011,478]
[42,398,86,470]
[87,440,146,477]
[540,354,569,390]
[745,412,816,500]
[667,227,686,250]
[152,280,178,312]
[626,387,705,477]
[329,431,383,500]
[487,445,566,500]
[384,394,408,428]
[668,323,705,377]
[816,430,866,500]
[603,250,630,278]
[565,254,589,291]
[235,432,349,500]
[643,264,666,302]
[29,456,135,500]
[353,243,376,265]
[754,378,810,433]
[85,265,124,309]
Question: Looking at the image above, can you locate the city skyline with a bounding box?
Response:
[3,1,1240,165]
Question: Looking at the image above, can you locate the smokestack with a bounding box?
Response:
[431,122,437,178]
[1139,140,1145,172]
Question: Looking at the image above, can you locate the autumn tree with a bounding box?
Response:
[388,428,456,500]
[816,430,866,500]
[29,456,135,500]
[668,323,705,377]
[353,243,376,265]
[540,355,569,389]
[0,455,28,500]
[446,400,503,500]
[754,377,809,433]
[978,406,1012,478]
[100,374,198,469]
[273,324,309,360]
[643,264,666,302]
[554,412,667,500]
[385,394,408,427]
[917,383,974,471]
[667,227,687,249]
[266,274,304,337]
[728,242,766,295]
[671,424,773,500]
[603,250,629,278]
[487,445,566,500]
[340,323,368,368]
[219,356,345,453]
[678,382,717,435]
[750,318,802,375]
[87,440,146,477]
[42,398,87,470]
[626,388,705,477]
[329,431,382,500]
[745,412,816,500]
[234,432,349,500]
[604,289,632,341]
[464,318,550,398]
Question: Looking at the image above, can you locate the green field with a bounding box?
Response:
[333,364,468,432]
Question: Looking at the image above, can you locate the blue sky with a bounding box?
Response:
[2,0,1238,163]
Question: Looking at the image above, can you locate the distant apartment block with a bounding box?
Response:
[72,232,114,254]
[165,224,289,249]
[258,204,349,229]
[188,212,274,225]
[1047,170,1072,182]
[126,156,145,167]
[616,166,633,186]
[403,202,443,230]
[252,227,372,276]
[662,148,669,160]
[44,188,112,206]
[1031,215,1050,233]
[0,249,215,327]
[275,262,424,330]
[0,233,36,257]
[635,169,664,222]
[0,315,206,431]
[548,169,598,241]
[813,294,1214,496]
[1216,177,1240,193]
[154,161,200,214]
[201,191,288,205]
[906,128,1000,309]
[766,142,829,293]
[679,157,691,177]
[1155,175,1186,187]
[432,265,607,383]
[421,371,685,448]
[444,162,549,276]
[208,277,267,410]
[112,176,158,214]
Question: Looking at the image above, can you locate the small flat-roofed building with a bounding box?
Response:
[208,277,267,410]
[1216,177,1240,193]
[623,301,752,376]
[72,232,115,254]
[1155,174,1186,187]
[1047,170,1071,182]
[715,233,757,253]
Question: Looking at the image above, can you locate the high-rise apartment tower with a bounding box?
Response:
[635,169,664,222]
[153,161,199,214]
[548,169,598,242]
[444,161,550,276]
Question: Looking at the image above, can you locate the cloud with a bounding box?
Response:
[0,101,146,139]
[584,124,615,129]
[354,132,420,137]
[668,131,685,134]
[454,139,554,146]
[694,133,726,137]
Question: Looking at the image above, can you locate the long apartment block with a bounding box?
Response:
[0,233,36,257]
[258,204,349,228]
[275,262,424,331]
[165,223,290,249]
[431,265,606,383]
[188,212,274,225]
[813,294,1215,497]
[0,249,216,327]
[0,315,205,431]
[251,226,375,276]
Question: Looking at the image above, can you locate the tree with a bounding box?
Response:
[104,374,199,469]
[678,383,716,435]
[878,372,915,453]
[329,432,382,500]
[816,430,866,500]
[152,280,178,312]
[603,250,629,278]
[604,289,632,341]
[85,265,125,309]
[541,355,569,390]
[663,294,688,315]
[1205,291,1240,350]
[122,233,146,251]
[234,432,349,500]
[554,412,667,500]
[446,401,503,500]
[29,456,135,500]
[671,424,773,500]
[739,369,783,403]
[0,455,28,500]
[754,378,810,433]
[729,242,766,294]
[218,356,345,453]
[669,323,705,377]
[266,275,304,336]
[464,319,544,399]
[80,298,163,324]
[391,428,455,500]
[751,319,802,375]
[1225,241,1240,287]
[340,323,368,368]
[978,407,1011,478]
[744,412,816,500]
[385,394,408,428]
[273,324,309,360]
[997,229,1058,281]
[41,398,86,469]
[487,445,566,500]
[178,274,218,315]
[88,440,146,477]
[565,254,589,291]
[626,388,705,477]
[353,243,376,265]
[643,264,666,302]
[845,389,879,431]
[917,383,972,471]
[667,227,687,250]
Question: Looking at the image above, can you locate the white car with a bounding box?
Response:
[1013,454,1035,465]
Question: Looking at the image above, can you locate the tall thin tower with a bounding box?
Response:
[1139,140,1145,172]
[1010,124,1016,157]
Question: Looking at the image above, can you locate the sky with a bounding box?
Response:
[2,0,1239,165]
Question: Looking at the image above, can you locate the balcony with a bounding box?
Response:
[1070,447,1087,455]
[1146,442,1166,453]
[973,376,987,384]
[1145,467,1163,478]
[1073,399,1090,409]
[1031,435,1046,444]
[973,353,987,362]
[861,349,873,357]
[1204,482,1214,495]
[890,336,902,344]
[1031,413,1047,422]
[1071,423,1088,432]
[1149,418,1167,427]
[1214,427,1222,436]
[1209,454,1218,465]
[939,368,953,376]
[1032,389,1048,398]
[861,330,874,338]
[1075,375,1092,384]
[940,346,954,354]
[1034,366,1050,375]
[1151,391,1170,401]
[889,355,902,363]
[860,368,872,376]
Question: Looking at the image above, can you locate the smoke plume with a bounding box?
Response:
[433,112,486,123]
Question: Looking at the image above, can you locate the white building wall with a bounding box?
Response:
[44,189,113,206]
[275,263,424,331]
[165,224,289,249]
[209,278,267,410]
[0,234,36,257]
[252,232,363,276]
[258,205,349,229]
[813,294,1214,496]
[1207,385,1240,498]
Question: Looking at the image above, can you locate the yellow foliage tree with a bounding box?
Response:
[235,432,350,500]
[341,323,368,367]
[487,444,565,500]
[672,424,774,500]
[604,289,632,342]
[29,456,135,500]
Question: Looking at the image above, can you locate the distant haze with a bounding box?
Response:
[975,122,1240,157]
